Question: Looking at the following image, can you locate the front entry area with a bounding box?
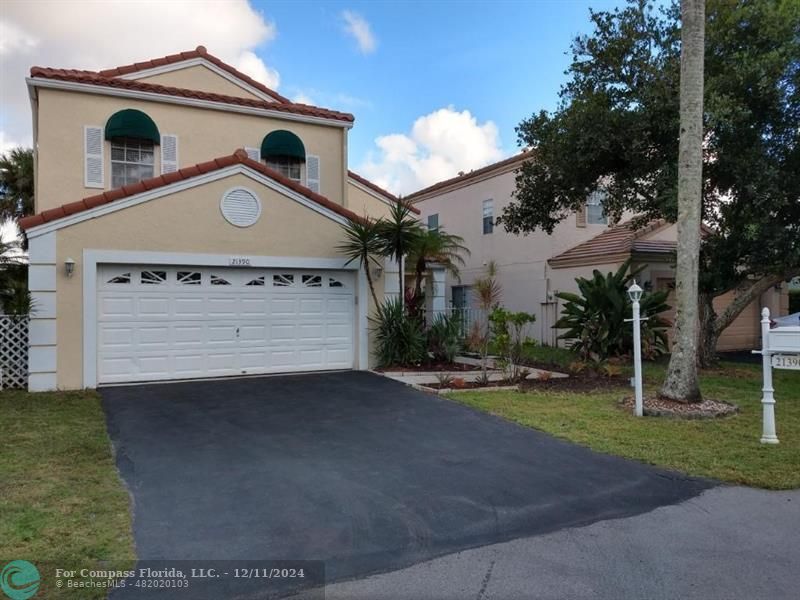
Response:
[96,265,355,384]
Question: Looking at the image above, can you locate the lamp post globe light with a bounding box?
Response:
[627,281,644,417]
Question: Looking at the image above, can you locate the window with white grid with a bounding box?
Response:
[266,156,303,182]
[587,190,608,225]
[110,137,155,188]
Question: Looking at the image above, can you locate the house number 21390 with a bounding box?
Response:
[229,257,252,266]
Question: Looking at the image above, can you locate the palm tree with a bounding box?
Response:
[408,227,470,298]
[376,200,422,307]
[337,217,383,307]
[0,147,34,222]
[660,0,704,403]
[0,236,32,317]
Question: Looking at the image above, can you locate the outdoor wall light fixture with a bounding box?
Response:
[64,258,75,278]
[372,265,383,279]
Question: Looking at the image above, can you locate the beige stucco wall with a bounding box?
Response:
[347,180,393,220]
[53,172,372,389]
[135,64,264,101]
[414,168,616,343]
[35,88,347,214]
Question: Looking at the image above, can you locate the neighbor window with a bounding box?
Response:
[266,156,302,182]
[482,199,494,234]
[427,213,439,231]
[110,137,155,188]
[587,190,608,225]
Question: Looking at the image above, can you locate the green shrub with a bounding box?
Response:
[370,297,427,367]
[427,313,462,363]
[555,259,671,361]
[489,307,537,382]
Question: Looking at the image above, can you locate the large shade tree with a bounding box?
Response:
[499,0,800,367]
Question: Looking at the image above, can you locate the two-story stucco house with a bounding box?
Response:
[19,46,412,391]
[408,152,787,349]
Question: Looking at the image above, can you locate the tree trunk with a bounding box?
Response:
[660,0,705,403]
[697,292,719,368]
[697,272,797,365]
[365,263,379,309]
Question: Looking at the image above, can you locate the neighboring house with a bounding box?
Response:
[19,46,402,391]
[408,152,787,349]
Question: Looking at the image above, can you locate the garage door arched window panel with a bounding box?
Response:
[141,270,167,285]
[302,274,323,288]
[220,187,262,227]
[245,276,266,287]
[106,272,132,285]
[105,109,161,189]
[273,274,295,287]
[328,277,344,288]
[177,271,202,285]
[261,130,305,183]
[210,275,232,286]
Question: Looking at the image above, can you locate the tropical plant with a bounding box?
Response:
[0,147,34,222]
[376,201,422,306]
[473,261,503,377]
[337,217,383,307]
[0,237,33,317]
[427,313,462,363]
[435,372,455,389]
[554,260,671,361]
[407,227,470,298]
[488,307,536,381]
[370,297,426,367]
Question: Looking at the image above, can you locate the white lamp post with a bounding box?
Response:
[627,281,644,417]
[754,307,779,444]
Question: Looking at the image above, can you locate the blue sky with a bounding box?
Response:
[1,0,626,197]
[253,0,623,191]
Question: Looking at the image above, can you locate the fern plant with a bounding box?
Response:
[555,260,671,361]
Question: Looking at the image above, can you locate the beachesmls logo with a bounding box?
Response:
[0,561,40,599]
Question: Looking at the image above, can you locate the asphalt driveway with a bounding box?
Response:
[102,371,712,596]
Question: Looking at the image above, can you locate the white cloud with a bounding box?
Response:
[358,107,505,196]
[291,92,315,105]
[0,0,279,149]
[341,11,377,54]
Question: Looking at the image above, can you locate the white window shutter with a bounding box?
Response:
[244,147,260,161]
[306,154,320,193]
[576,204,587,227]
[161,134,178,174]
[84,126,104,188]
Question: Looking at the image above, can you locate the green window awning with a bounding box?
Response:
[261,130,306,161]
[105,109,160,144]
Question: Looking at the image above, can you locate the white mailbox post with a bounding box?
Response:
[752,308,800,444]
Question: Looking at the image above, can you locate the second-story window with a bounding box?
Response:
[266,156,302,182]
[587,190,608,225]
[261,130,305,184]
[110,137,155,188]
[482,199,494,234]
[427,213,439,231]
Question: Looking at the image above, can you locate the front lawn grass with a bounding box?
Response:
[0,389,134,597]
[451,361,800,489]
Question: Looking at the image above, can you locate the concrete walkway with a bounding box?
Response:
[303,486,800,600]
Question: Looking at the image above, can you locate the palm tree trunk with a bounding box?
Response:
[660,0,705,403]
[364,264,379,309]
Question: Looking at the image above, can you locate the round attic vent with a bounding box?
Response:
[220,187,261,227]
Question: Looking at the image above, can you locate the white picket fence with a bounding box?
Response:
[0,315,29,389]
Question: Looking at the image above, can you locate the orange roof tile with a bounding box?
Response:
[97,46,290,103]
[29,66,354,123]
[19,149,363,231]
[548,220,671,267]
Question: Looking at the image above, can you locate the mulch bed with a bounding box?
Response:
[377,362,480,373]
[619,395,738,419]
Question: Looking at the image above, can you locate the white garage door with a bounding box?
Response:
[97,265,355,384]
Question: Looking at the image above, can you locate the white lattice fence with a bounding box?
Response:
[0,316,29,389]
